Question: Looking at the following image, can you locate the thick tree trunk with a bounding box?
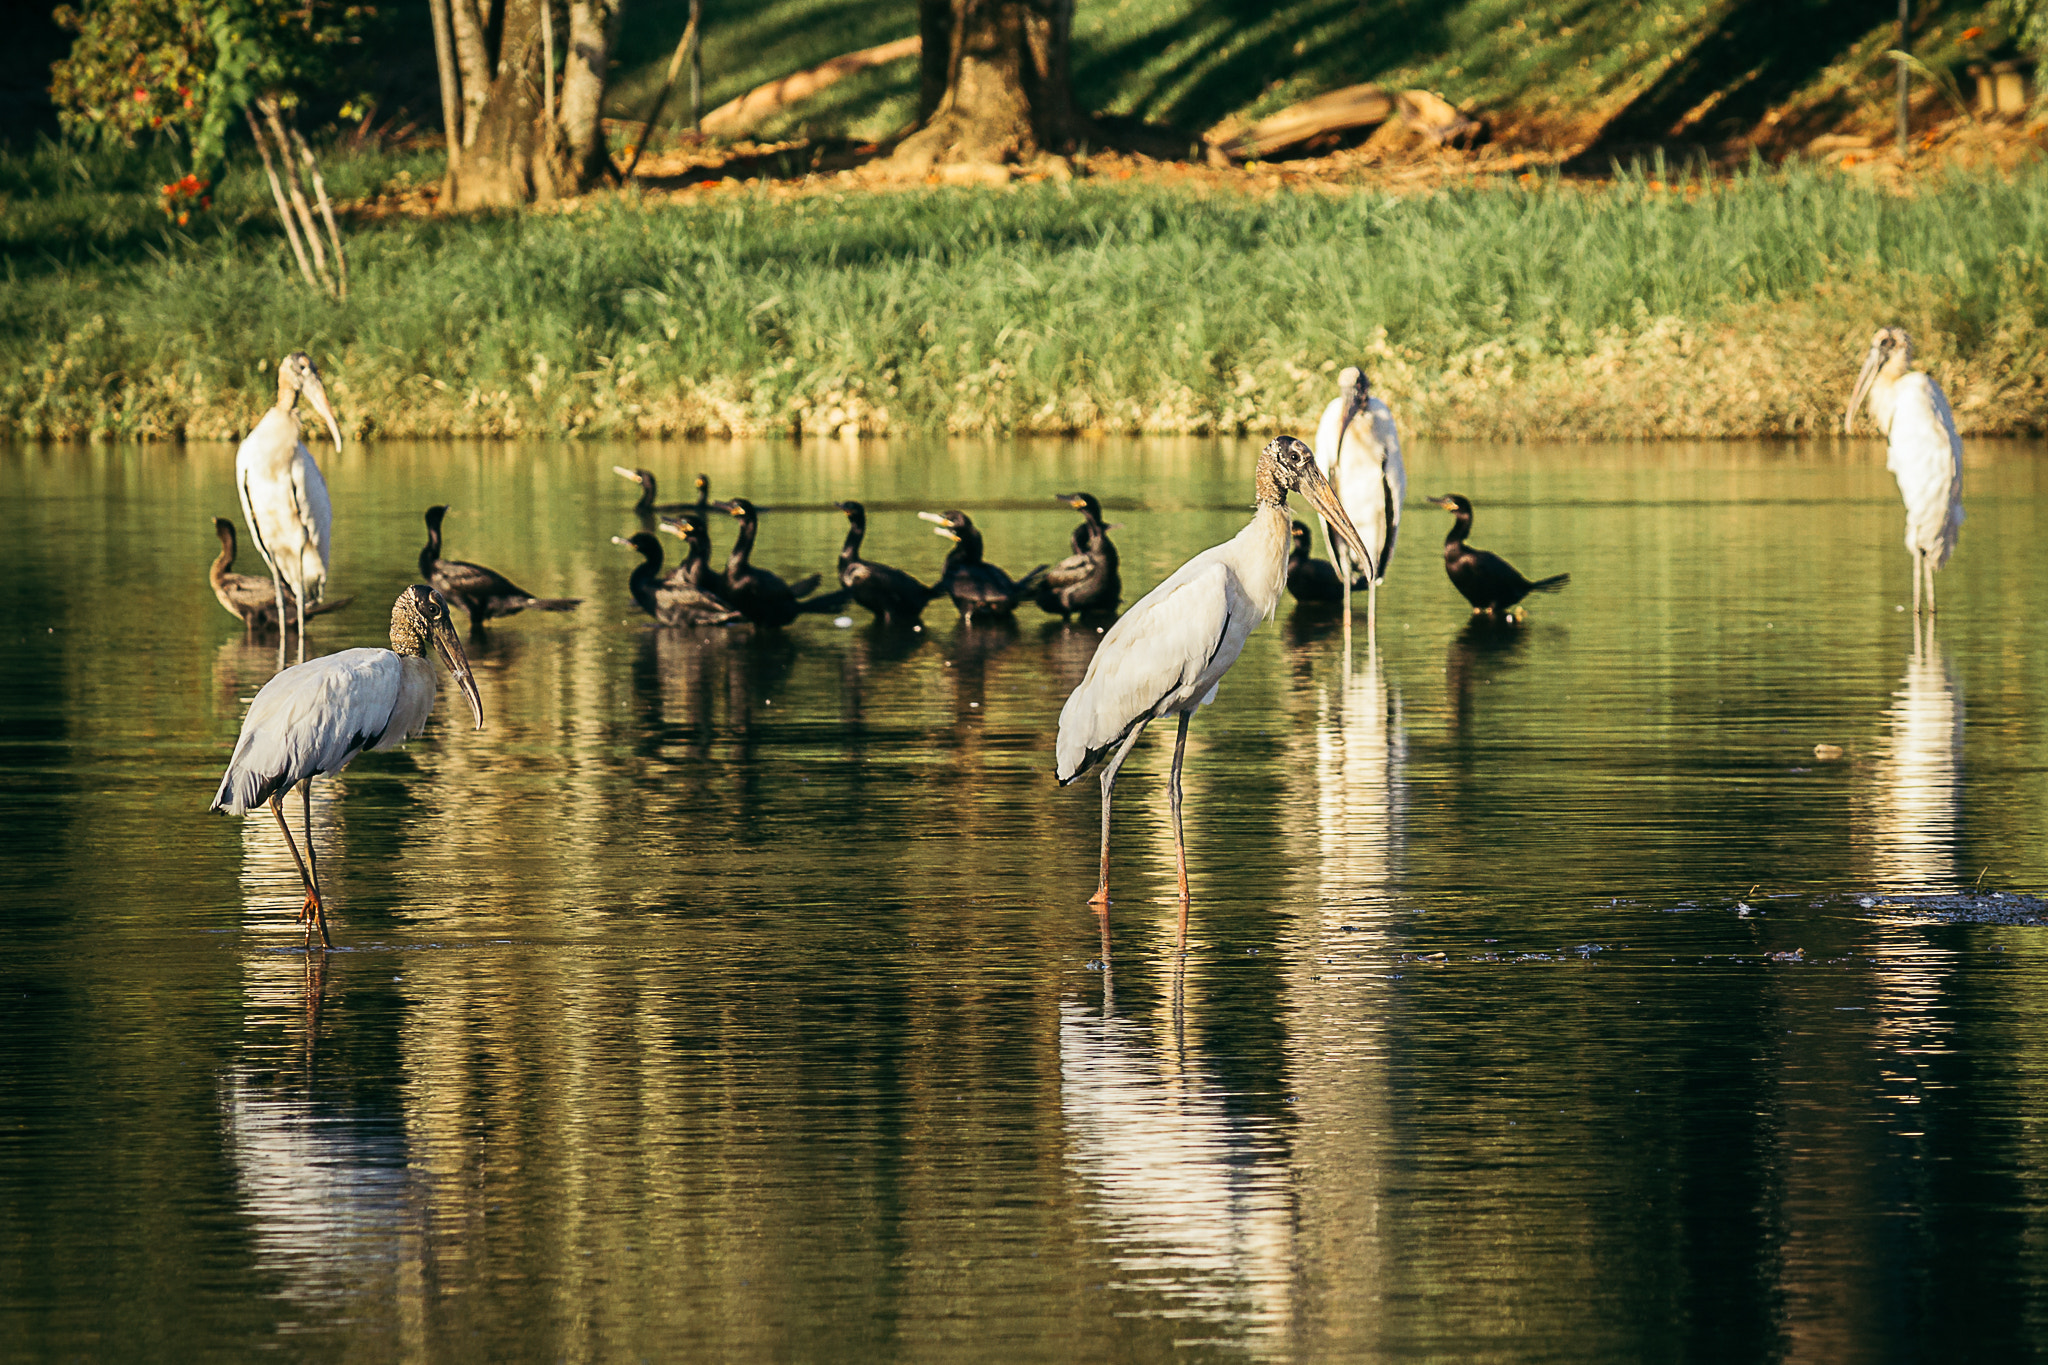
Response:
[893,0,1084,170]
[443,0,624,209]
[449,0,494,147]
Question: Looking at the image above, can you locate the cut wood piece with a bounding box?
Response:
[1215,85,1393,160]
[701,36,920,139]
[1393,89,1480,147]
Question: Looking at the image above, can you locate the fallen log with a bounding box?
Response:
[1213,84,1478,160]
[701,36,920,139]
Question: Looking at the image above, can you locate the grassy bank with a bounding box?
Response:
[8,142,2048,441]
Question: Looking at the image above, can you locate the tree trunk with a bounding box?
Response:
[893,0,1084,171]
[440,0,624,209]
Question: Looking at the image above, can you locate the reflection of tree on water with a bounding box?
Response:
[1059,977,1294,1348]
[1870,624,1962,889]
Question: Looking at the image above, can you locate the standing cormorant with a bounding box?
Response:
[419,504,583,631]
[1429,494,1567,618]
[1022,492,1121,619]
[835,501,935,624]
[921,510,1039,625]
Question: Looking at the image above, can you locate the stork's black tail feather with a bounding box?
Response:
[1527,573,1569,594]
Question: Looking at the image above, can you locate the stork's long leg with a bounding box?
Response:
[269,789,330,949]
[1924,555,1938,618]
[1168,711,1192,947]
[1091,720,1151,906]
[301,778,330,948]
[1366,579,1379,646]
[270,567,287,669]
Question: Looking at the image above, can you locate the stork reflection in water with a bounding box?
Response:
[1845,327,1964,617]
[236,353,344,664]
[1872,619,1963,889]
[210,587,484,947]
[1057,437,1370,933]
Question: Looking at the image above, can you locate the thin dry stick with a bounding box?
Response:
[286,124,348,301]
[245,105,320,291]
[624,10,700,181]
[260,99,335,295]
[540,0,556,128]
[427,0,463,179]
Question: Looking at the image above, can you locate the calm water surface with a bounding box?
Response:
[6,436,2048,1361]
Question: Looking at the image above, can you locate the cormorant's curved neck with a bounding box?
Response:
[1443,512,1471,547]
[726,513,758,574]
[213,525,236,578]
[420,518,442,576]
[633,477,654,513]
[841,517,866,564]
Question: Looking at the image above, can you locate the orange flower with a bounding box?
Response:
[133,88,149,103]
[1962,26,1984,40]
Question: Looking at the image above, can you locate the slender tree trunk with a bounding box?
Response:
[561,0,626,181]
[450,0,624,209]
[894,0,1083,170]
[449,0,495,147]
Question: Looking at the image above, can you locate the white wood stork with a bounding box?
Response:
[1056,436,1370,933]
[210,586,484,947]
[1845,327,1964,616]
[1313,366,1405,639]
[235,353,344,663]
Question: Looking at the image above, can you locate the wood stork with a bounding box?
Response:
[1022,492,1122,620]
[420,505,583,631]
[1845,327,1965,616]
[1056,436,1370,927]
[613,466,709,519]
[1429,494,1568,617]
[835,501,936,625]
[1313,367,1405,638]
[1285,520,1345,605]
[614,532,744,625]
[235,353,343,663]
[209,517,353,631]
[708,498,847,627]
[921,510,1040,624]
[210,586,484,948]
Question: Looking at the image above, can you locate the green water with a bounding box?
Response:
[5,436,2048,1361]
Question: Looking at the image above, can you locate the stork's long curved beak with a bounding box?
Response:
[1297,464,1374,582]
[302,371,343,452]
[428,614,485,730]
[1844,346,1884,436]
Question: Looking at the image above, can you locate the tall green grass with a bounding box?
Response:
[8,144,2048,440]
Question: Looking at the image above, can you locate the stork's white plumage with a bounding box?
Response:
[1056,436,1370,930]
[1313,366,1405,638]
[1845,327,1964,616]
[236,353,343,662]
[211,587,483,947]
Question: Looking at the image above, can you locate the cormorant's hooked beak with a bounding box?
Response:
[1844,344,1887,436]
[427,611,484,730]
[1428,494,1461,512]
[302,371,343,452]
[710,500,746,519]
[918,511,960,541]
[612,465,648,485]
[1296,464,1373,580]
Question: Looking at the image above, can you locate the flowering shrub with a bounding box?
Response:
[49,0,382,201]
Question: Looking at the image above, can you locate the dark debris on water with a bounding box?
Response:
[1841,891,2048,926]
